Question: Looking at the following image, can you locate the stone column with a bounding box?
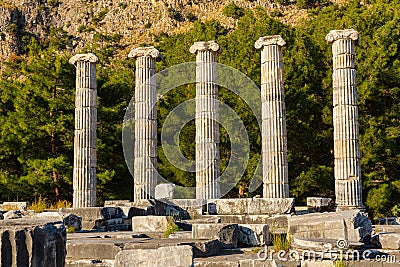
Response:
[255,35,289,198]
[326,29,363,209]
[190,41,222,199]
[128,47,161,200]
[69,53,99,208]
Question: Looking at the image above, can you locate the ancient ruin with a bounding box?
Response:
[128,47,162,200]
[255,35,289,199]
[69,53,99,208]
[326,29,364,210]
[190,41,222,200]
[3,30,399,267]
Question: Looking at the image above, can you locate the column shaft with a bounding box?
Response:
[129,47,161,200]
[190,41,221,199]
[255,35,289,198]
[70,53,99,208]
[326,29,363,209]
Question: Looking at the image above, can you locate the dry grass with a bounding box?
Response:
[30,197,48,213]
[30,197,72,213]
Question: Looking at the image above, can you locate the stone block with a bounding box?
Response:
[374,225,400,233]
[288,209,372,243]
[192,223,238,248]
[155,183,175,199]
[60,207,124,230]
[168,231,192,239]
[238,224,270,246]
[64,214,82,231]
[247,198,294,215]
[0,220,66,267]
[208,198,294,215]
[379,232,400,249]
[60,207,124,221]
[307,197,333,212]
[169,199,206,217]
[1,201,30,211]
[67,240,125,260]
[114,245,193,267]
[3,210,22,220]
[132,216,168,232]
[188,239,220,257]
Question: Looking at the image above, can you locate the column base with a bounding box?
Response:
[335,204,365,212]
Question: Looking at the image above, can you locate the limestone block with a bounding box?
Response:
[59,207,124,230]
[66,240,124,260]
[374,225,400,233]
[114,245,193,267]
[131,216,168,232]
[288,209,372,242]
[238,224,270,246]
[188,239,220,257]
[307,197,333,212]
[307,197,332,207]
[0,220,66,267]
[155,183,175,199]
[208,198,294,215]
[379,232,400,249]
[3,210,22,220]
[192,223,238,248]
[63,214,82,231]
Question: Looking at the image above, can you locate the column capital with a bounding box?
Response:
[69,53,99,65]
[189,41,222,54]
[128,46,162,61]
[255,35,286,49]
[326,29,359,44]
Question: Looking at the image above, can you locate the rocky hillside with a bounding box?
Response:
[0,0,316,60]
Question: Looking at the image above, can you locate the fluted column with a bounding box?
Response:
[190,41,222,199]
[326,29,363,209]
[255,35,289,198]
[70,53,99,208]
[128,47,161,200]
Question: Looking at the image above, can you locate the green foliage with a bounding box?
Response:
[48,0,60,7]
[291,166,334,205]
[93,9,108,25]
[0,0,400,219]
[222,2,244,19]
[276,0,289,5]
[77,24,86,33]
[6,23,18,35]
[66,226,76,233]
[118,2,128,9]
[164,216,183,237]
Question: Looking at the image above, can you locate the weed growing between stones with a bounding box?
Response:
[66,226,76,233]
[271,233,292,251]
[334,257,347,267]
[164,216,183,238]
